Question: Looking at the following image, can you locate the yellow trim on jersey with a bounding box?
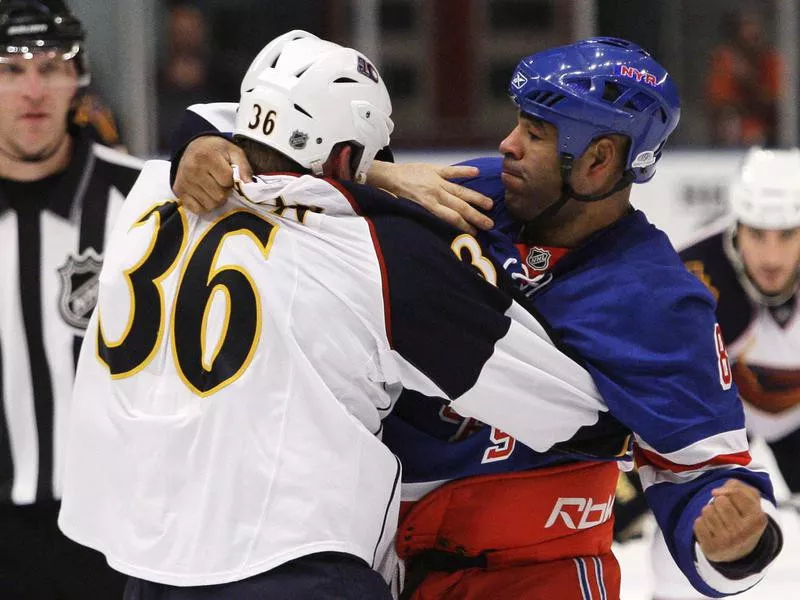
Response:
[97,201,188,379]
[200,284,232,372]
[684,260,719,301]
[171,208,280,397]
[451,234,498,286]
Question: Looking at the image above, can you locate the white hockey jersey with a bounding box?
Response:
[681,225,800,442]
[58,161,604,586]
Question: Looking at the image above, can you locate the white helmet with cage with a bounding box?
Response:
[729,147,800,230]
[235,30,393,182]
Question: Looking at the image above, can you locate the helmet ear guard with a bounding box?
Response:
[235,30,393,182]
[509,37,680,186]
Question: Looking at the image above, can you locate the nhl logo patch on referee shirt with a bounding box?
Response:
[525,247,552,272]
[57,250,103,329]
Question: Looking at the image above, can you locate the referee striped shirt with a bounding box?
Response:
[0,129,142,505]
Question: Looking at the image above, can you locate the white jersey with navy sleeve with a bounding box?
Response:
[58,160,604,586]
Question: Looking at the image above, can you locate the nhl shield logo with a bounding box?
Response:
[525,246,551,271]
[289,130,309,150]
[57,250,103,330]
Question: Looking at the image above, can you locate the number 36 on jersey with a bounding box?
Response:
[96,201,279,397]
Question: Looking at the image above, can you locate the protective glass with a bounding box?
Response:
[0,43,86,91]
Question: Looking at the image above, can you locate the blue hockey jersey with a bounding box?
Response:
[384,157,779,598]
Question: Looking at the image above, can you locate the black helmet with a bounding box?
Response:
[0,0,89,85]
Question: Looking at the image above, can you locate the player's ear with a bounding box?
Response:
[588,137,617,173]
[323,144,354,180]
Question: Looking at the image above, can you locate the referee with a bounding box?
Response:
[0,1,142,597]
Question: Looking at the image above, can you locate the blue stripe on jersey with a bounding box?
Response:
[574,557,593,600]
[592,556,607,600]
[370,454,402,568]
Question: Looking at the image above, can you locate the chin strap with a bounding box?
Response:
[519,154,634,242]
[559,154,636,203]
[309,159,324,176]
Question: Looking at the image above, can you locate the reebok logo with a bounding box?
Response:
[544,494,615,530]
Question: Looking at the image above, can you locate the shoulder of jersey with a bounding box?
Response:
[89,143,146,198]
[451,156,504,196]
[335,179,449,226]
[186,102,237,132]
[456,156,503,173]
[91,142,145,172]
[679,231,732,298]
[128,160,173,200]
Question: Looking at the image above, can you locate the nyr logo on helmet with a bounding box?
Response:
[57,249,103,330]
[511,71,528,90]
[617,65,658,87]
[357,56,379,83]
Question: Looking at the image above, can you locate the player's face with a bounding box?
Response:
[737,225,800,295]
[498,113,563,222]
[0,51,78,163]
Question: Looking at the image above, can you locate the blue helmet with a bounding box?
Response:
[508,37,680,184]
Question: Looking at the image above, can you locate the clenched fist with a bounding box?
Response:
[694,479,769,562]
[174,135,253,214]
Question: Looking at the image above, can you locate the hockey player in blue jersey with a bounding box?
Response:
[169,38,782,599]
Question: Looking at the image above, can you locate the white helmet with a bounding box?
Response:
[729,147,800,230]
[235,30,393,182]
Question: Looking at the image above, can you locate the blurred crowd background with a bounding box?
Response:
[66,0,799,158]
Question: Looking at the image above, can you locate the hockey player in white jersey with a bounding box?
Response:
[57,31,609,599]
[645,147,800,600]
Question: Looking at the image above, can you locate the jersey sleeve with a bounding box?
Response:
[168,103,237,186]
[567,266,780,596]
[337,181,608,454]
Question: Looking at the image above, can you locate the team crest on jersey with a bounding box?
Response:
[57,249,103,330]
[684,260,719,301]
[526,246,551,271]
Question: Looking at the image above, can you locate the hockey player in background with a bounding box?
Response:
[169,38,783,599]
[643,148,800,600]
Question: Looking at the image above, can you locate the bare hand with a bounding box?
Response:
[367,161,494,235]
[173,136,254,214]
[694,479,769,563]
